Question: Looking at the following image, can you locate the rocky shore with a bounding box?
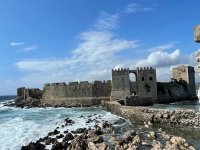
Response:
[5,98,92,108]
[21,114,196,150]
[105,101,200,128]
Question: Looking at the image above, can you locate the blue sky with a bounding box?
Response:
[0,0,200,95]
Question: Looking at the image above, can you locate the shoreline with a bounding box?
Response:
[3,98,200,149]
[21,112,196,150]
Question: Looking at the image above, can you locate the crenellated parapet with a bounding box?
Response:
[42,80,112,99]
[136,67,155,74]
[93,80,111,85]
[136,67,153,70]
[68,82,78,85]
[112,68,129,75]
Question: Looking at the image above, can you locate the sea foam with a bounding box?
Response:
[0,106,127,150]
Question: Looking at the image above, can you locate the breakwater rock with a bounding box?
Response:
[105,101,200,127]
[21,115,195,150]
[5,98,95,108]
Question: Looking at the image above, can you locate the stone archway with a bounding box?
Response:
[129,70,137,96]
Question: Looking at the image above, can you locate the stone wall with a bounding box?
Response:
[157,81,189,103]
[172,65,196,98]
[42,80,111,106]
[111,68,130,100]
[111,67,157,102]
[194,25,200,43]
[136,67,157,102]
[43,82,68,99]
[16,65,197,107]
[105,101,200,127]
[17,87,43,100]
[92,80,111,97]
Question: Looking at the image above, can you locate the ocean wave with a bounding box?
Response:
[0,107,128,150]
[0,105,19,113]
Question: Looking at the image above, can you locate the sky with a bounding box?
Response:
[0,0,200,95]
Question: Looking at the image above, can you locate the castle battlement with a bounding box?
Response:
[136,67,154,70]
[112,68,129,71]
[50,82,66,86]
[112,68,129,75]
[17,65,196,106]
[44,83,50,87]
[45,80,111,88]
[68,82,79,85]
[93,80,111,85]
[80,81,89,84]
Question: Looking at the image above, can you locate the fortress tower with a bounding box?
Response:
[111,68,130,100]
[136,67,157,102]
[172,65,196,98]
[111,67,157,102]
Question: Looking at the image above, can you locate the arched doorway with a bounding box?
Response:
[129,73,136,82]
[129,71,137,96]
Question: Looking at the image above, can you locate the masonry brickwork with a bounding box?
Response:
[104,101,200,127]
[42,80,111,99]
[111,67,157,102]
[194,25,200,43]
[16,65,197,106]
[172,65,196,98]
[17,87,43,100]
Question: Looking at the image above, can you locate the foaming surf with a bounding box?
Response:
[0,103,129,150]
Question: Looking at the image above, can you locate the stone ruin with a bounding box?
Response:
[194,25,200,43]
[111,67,157,106]
[111,65,196,106]
[194,24,200,99]
[42,80,111,100]
[16,64,197,106]
[17,87,43,100]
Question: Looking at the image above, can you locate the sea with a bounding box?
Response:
[1,96,200,150]
[0,96,132,150]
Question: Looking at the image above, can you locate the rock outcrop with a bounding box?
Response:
[105,101,200,127]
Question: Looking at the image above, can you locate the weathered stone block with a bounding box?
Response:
[194,25,200,43]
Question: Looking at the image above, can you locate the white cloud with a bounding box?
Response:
[124,3,153,14]
[15,12,139,84]
[18,46,37,52]
[132,49,196,82]
[10,42,24,46]
[135,49,184,68]
[15,8,198,86]
[73,31,139,64]
[94,11,119,31]
[147,44,175,52]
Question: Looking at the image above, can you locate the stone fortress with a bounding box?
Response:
[17,64,197,106]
